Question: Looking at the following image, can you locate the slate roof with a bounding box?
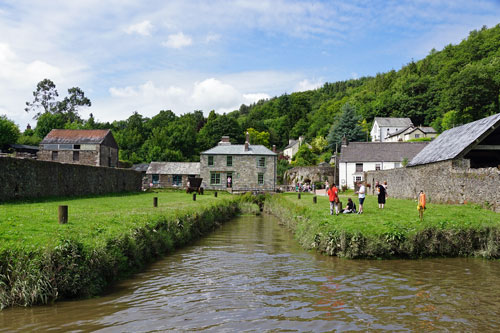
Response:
[41,129,116,145]
[339,142,429,163]
[146,162,200,175]
[131,163,150,172]
[201,144,277,156]
[408,113,500,167]
[386,126,413,138]
[419,126,437,134]
[374,117,413,127]
[284,140,299,149]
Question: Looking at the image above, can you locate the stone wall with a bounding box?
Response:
[37,144,118,167]
[0,156,142,201]
[200,154,276,191]
[365,159,500,212]
[284,165,335,187]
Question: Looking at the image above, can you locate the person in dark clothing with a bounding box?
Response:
[375,181,386,209]
[343,197,356,214]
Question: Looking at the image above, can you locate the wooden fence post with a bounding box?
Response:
[58,205,68,224]
[298,193,301,199]
[193,193,196,201]
[214,191,218,197]
[313,196,317,204]
[153,197,158,207]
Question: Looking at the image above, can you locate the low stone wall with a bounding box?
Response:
[0,156,141,201]
[365,159,500,212]
[284,165,335,186]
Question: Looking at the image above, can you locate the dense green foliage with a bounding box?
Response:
[12,24,500,164]
[267,193,500,259]
[0,116,20,149]
[0,190,242,308]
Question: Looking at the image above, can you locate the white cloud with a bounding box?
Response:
[125,20,153,36]
[205,33,221,43]
[162,32,193,49]
[295,79,323,92]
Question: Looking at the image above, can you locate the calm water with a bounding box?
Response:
[2,214,500,332]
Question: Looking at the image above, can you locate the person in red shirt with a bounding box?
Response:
[327,184,339,215]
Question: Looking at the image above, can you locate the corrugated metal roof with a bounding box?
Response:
[201,144,277,156]
[40,129,112,144]
[408,113,500,167]
[374,117,413,127]
[339,142,428,163]
[146,162,200,175]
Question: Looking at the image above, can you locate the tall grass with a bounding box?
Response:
[265,193,500,259]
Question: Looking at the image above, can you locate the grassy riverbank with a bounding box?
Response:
[0,190,241,309]
[266,193,500,259]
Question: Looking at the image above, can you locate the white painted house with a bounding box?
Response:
[283,136,311,162]
[338,141,428,189]
[370,117,413,142]
[386,126,438,142]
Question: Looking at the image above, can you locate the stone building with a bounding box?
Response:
[200,134,277,192]
[146,162,200,188]
[366,113,500,211]
[284,162,335,187]
[386,126,438,142]
[38,129,118,167]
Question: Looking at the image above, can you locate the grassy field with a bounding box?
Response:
[266,192,500,258]
[0,189,239,308]
[0,190,231,250]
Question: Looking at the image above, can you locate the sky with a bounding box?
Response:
[1,0,500,129]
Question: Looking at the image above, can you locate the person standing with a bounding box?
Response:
[417,190,426,221]
[375,181,387,209]
[356,182,366,214]
[327,184,339,215]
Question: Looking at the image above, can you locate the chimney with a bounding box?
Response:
[299,136,304,145]
[289,139,293,145]
[26,123,31,130]
[218,136,231,146]
[341,135,348,147]
[244,131,249,151]
[272,145,276,153]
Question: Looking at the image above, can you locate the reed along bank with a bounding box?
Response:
[265,193,500,259]
[0,191,243,309]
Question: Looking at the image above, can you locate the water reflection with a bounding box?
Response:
[1,214,500,332]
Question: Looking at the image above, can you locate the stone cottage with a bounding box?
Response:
[38,129,118,167]
[146,162,200,188]
[200,134,277,192]
[370,117,413,142]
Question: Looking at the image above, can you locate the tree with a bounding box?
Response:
[197,113,243,151]
[291,144,317,166]
[246,128,270,147]
[0,115,20,148]
[57,87,91,123]
[327,103,366,150]
[25,79,59,119]
[34,112,67,138]
[310,136,328,154]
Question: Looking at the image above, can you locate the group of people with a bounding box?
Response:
[325,180,427,220]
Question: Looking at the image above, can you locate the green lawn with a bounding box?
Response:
[268,192,500,258]
[0,190,230,250]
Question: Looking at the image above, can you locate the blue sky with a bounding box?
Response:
[1,0,500,129]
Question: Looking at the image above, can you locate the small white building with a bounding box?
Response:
[338,141,428,189]
[386,126,438,142]
[283,136,310,161]
[370,117,413,142]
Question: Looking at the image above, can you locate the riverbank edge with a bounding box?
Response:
[0,197,243,309]
[264,195,500,259]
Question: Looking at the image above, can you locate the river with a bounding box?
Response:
[1,214,500,332]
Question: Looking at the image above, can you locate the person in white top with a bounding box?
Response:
[355,182,366,214]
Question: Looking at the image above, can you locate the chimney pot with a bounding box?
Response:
[272,145,276,153]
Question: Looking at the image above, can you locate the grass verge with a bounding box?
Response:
[0,190,242,309]
[265,193,500,259]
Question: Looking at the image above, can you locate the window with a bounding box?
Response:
[257,157,266,167]
[172,175,182,186]
[51,151,58,161]
[258,173,264,185]
[375,164,381,171]
[74,144,80,150]
[208,156,214,166]
[226,155,232,166]
[415,134,420,138]
[355,176,362,182]
[394,162,401,168]
[210,172,221,185]
[152,174,159,184]
[73,151,80,161]
[59,144,73,150]
[355,163,363,172]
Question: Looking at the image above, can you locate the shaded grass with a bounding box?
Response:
[266,193,500,259]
